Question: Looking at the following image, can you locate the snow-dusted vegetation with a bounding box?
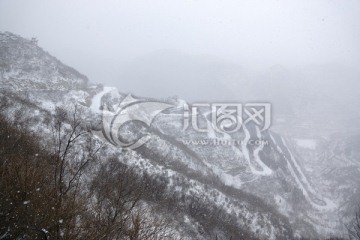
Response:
[0,29,359,240]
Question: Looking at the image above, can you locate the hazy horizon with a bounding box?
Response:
[1,0,360,99]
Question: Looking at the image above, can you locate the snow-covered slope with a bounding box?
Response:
[0,32,88,91]
[1,31,358,239]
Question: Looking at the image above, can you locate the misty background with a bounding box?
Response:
[1,0,360,135]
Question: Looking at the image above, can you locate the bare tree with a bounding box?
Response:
[83,157,175,240]
[348,207,360,240]
[124,208,174,240]
[0,100,176,239]
[0,110,55,239]
[49,104,101,239]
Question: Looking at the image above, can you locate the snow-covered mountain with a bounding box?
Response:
[0,32,88,91]
[1,31,358,239]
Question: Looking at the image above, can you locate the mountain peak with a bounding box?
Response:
[0,31,88,91]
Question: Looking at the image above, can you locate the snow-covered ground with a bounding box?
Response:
[90,86,118,112]
[294,138,317,150]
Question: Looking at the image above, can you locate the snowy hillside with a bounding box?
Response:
[0,32,88,91]
[0,31,358,239]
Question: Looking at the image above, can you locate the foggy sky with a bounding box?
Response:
[0,0,359,97]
